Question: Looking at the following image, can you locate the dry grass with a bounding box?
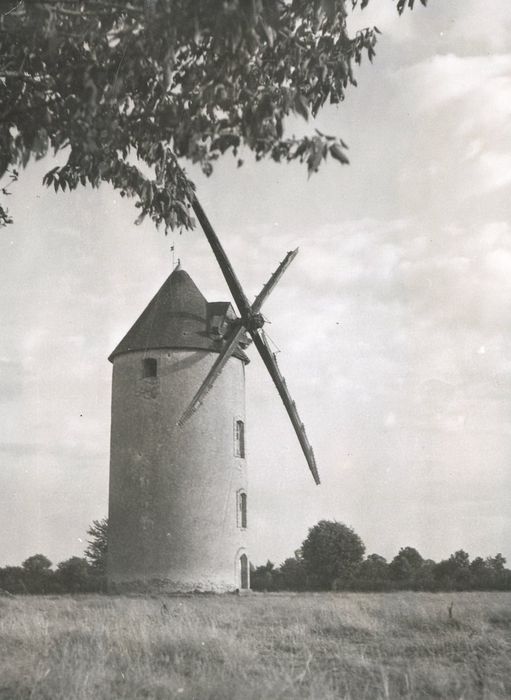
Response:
[1,592,510,699]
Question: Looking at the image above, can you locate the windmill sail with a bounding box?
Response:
[251,330,320,485]
[180,192,320,485]
[191,196,251,317]
[252,248,298,313]
[178,320,245,425]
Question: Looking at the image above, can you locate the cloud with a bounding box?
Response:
[477,152,511,192]
[394,54,511,195]
[439,2,511,54]
[238,214,511,506]
[363,1,511,56]
[400,54,511,116]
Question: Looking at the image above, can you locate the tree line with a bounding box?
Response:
[1,518,509,595]
[251,520,511,592]
[0,519,107,595]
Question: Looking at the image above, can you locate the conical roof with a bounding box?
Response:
[109,268,249,362]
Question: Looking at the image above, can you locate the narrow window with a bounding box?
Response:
[237,490,247,529]
[143,358,157,378]
[240,492,247,529]
[234,419,245,458]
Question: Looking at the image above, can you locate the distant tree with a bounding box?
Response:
[280,555,308,591]
[0,0,427,229]
[301,520,365,590]
[486,553,510,590]
[451,549,470,569]
[487,553,506,573]
[84,518,108,575]
[432,561,455,590]
[22,553,52,573]
[21,554,54,594]
[433,550,471,591]
[450,549,471,589]
[250,560,280,592]
[0,566,26,595]
[249,543,510,592]
[417,558,437,591]
[355,553,390,591]
[469,556,490,590]
[55,557,93,593]
[389,547,424,589]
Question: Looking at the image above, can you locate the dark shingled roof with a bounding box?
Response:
[109,268,249,363]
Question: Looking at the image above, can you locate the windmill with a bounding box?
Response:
[106,193,319,594]
[179,194,320,487]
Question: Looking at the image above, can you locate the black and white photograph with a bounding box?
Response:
[1,1,511,697]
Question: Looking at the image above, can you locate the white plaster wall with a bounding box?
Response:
[107,348,248,592]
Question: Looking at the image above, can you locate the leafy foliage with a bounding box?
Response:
[388,546,424,586]
[354,553,390,591]
[250,560,280,591]
[1,0,426,229]
[21,553,53,593]
[279,554,308,591]
[84,517,108,575]
[0,566,26,594]
[301,519,365,589]
[248,523,511,593]
[21,553,52,573]
[55,556,94,593]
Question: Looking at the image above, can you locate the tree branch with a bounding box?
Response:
[0,71,50,86]
[52,1,142,14]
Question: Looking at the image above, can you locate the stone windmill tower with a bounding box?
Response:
[107,268,250,592]
[107,197,319,593]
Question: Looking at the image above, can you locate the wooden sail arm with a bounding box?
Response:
[251,330,320,485]
[178,320,246,426]
[252,248,299,313]
[190,194,251,319]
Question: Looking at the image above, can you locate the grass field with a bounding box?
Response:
[1,592,510,699]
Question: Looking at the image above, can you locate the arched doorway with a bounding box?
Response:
[240,553,249,589]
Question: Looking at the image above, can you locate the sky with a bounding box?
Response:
[1,0,511,568]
